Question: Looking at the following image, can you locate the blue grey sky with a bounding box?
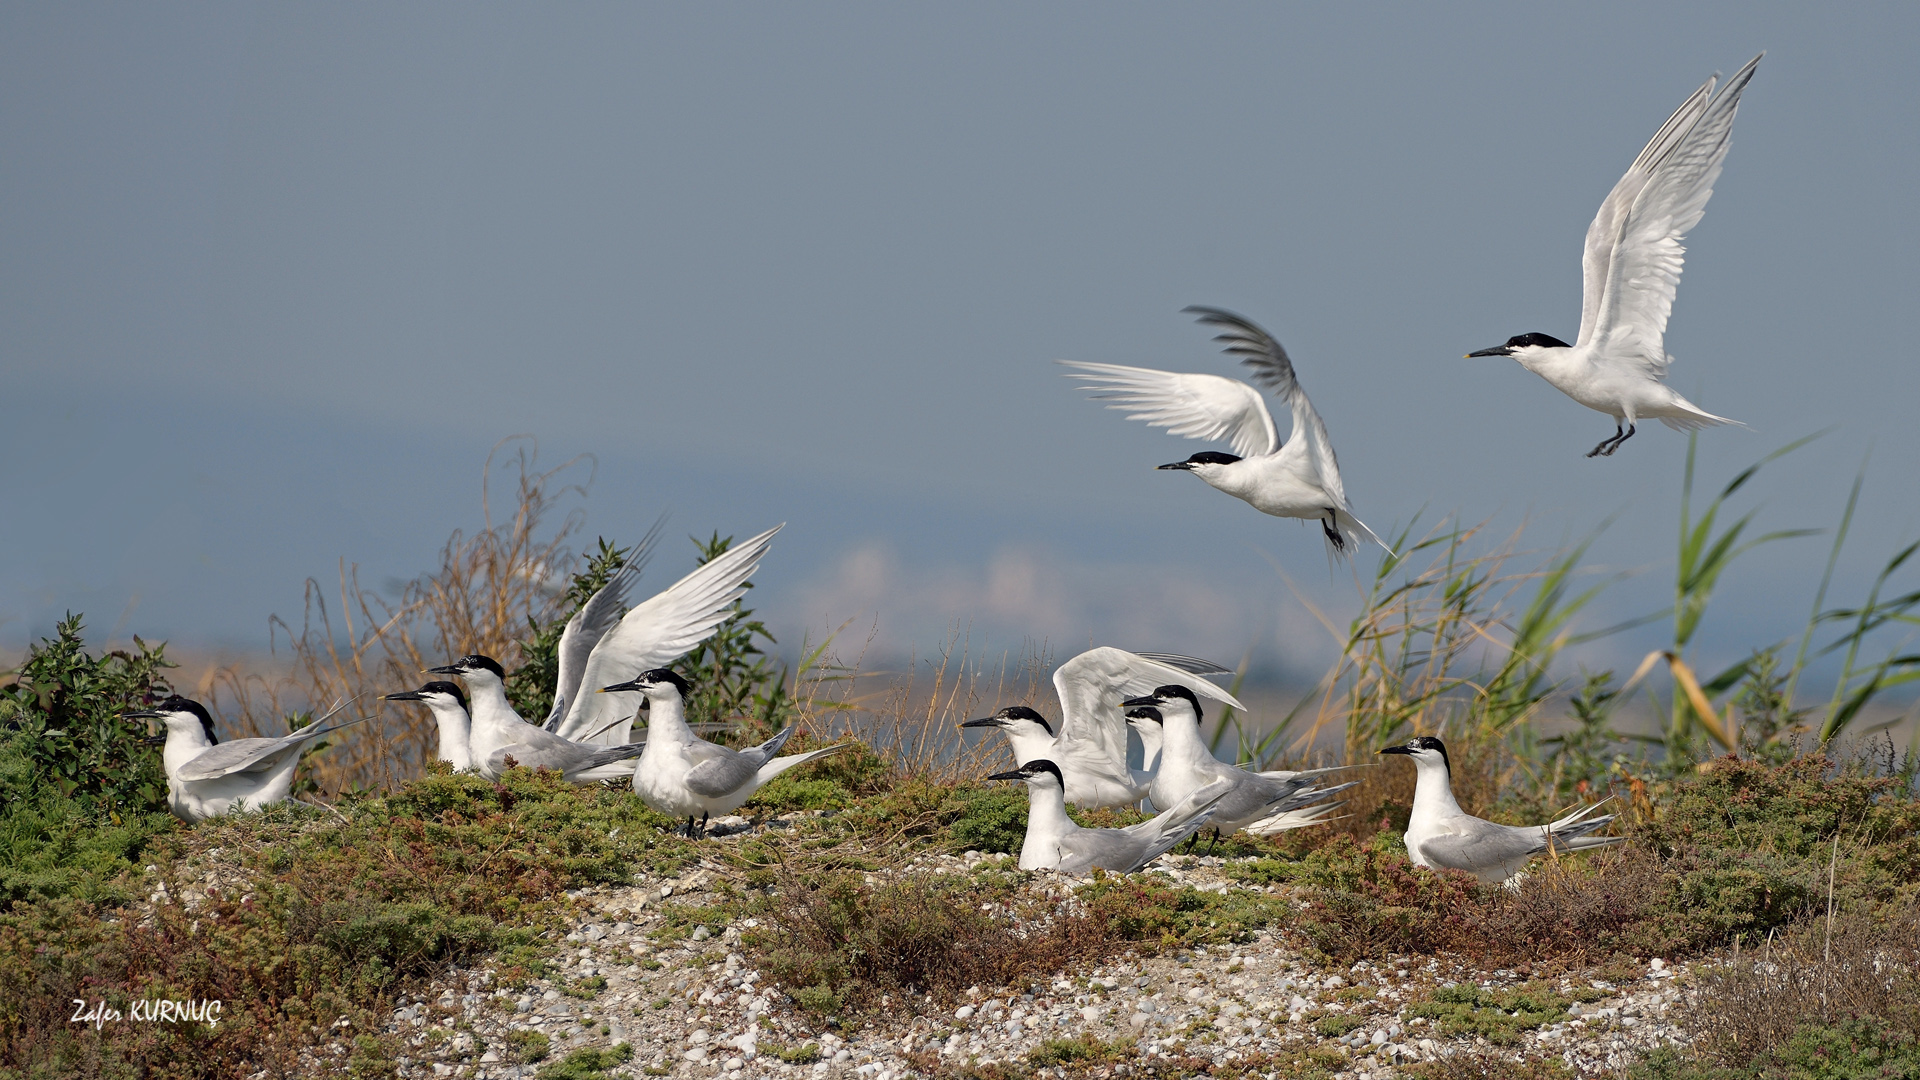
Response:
[4,4,1917,689]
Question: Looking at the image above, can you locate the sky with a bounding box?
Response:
[3,4,1917,698]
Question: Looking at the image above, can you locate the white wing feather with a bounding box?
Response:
[1183,306,1351,512]
[544,519,665,730]
[1057,360,1279,459]
[556,524,784,745]
[1582,54,1762,371]
[1053,646,1245,772]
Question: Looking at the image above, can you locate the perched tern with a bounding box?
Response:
[1382,735,1622,885]
[430,655,645,782]
[551,524,782,747]
[988,760,1229,873]
[128,695,367,823]
[383,681,473,772]
[600,668,851,837]
[1468,54,1761,457]
[962,647,1241,809]
[1124,686,1352,844]
[1062,307,1388,556]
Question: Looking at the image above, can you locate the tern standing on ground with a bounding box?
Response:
[600,669,851,837]
[1381,735,1622,885]
[128,696,366,823]
[1124,686,1352,843]
[988,760,1229,873]
[431,655,646,782]
[1467,54,1761,458]
[1061,307,1388,556]
[961,647,1241,809]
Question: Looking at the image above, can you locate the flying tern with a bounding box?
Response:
[988,759,1229,873]
[430,655,646,782]
[1124,685,1352,845]
[962,647,1241,809]
[1467,54,1761,457]
[600,668,851,837]
[383,680,473,772]
[1381,735,1622,885]
[551,524,782,747]
[1062,307,1388,556]
[128,695,367,823]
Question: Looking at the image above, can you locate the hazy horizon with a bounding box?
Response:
[5,5,1917,708]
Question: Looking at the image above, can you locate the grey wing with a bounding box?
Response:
[1133,652,1232,676]
[570,740,647,773]
[1184,306,1350,510]
[1418,824,1546,874]
[684,748,762,799]
[1057,829,1152,875]
[174,736,301,782]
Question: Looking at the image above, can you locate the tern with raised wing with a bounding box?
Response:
[551,524,782,747]
[601,668,852,837]
[1062,307,1388,556]
[430,655,646,782]
[128,696,367,823]
[989,760,1229,873]
[962,647,1241,809]
[1382,735,1622,885]
[383,680,473,772]
[1467,54,1761,457]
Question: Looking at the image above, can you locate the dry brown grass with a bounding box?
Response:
[204,438,595,794]
[1685,902,1920,1068]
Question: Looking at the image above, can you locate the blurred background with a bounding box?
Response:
[3,4,1915,726]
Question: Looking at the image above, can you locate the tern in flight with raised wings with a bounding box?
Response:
[1467,54,1761,457]
[1062,307,1388,556]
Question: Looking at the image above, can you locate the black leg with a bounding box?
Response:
[1203,828,1220,857]
[1182,832,1199,854]
[685,815,696,838]
[698,811,710,839]
[1321,511,1346,551]
[1586,424,1624,458]
[1600,423,1637,456]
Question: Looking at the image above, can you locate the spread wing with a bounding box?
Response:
[1184,306,1349,509]
[544,518,665,730]
[1053,646,1246,769]
[1579,54,1762,372]
[556,524,783,745]
[1057,360,1278,459]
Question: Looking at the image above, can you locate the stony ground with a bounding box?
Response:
[249,812,1697,1080]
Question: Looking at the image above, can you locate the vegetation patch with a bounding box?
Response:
[1405,981,1606,1045]
[532,1042,632,1080]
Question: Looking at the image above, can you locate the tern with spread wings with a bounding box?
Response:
[1062,307,1388,556]
[1467,55,1761,457]
[550,524,781,747]
[430,655,647,782]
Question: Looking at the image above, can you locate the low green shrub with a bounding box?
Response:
[533,1042,631,1079]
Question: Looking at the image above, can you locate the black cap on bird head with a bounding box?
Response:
[1159,451,1243,472]
[961,705,1054,737]
[429,654,507,680]
[385,681,469,711]
[599,668,691,696]
[1123,703,1163,724]
[986,759,1066,786]
[1379,734,1450,772]
[125,694,219,746]
[1466,332,1571,358]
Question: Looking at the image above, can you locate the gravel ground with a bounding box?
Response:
[289,816,1695,1080]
